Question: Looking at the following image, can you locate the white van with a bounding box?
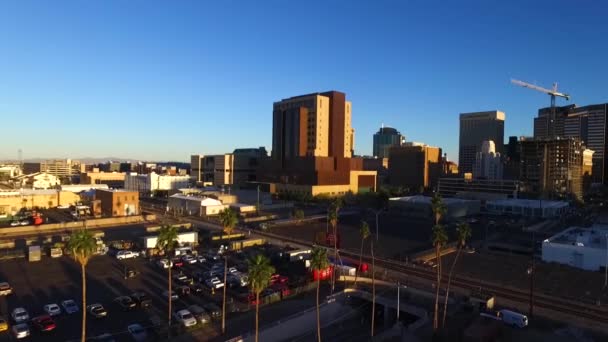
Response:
[499,309,528,328]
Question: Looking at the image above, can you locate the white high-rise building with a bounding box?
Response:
[473,140,503,180]
[124,172,191,194]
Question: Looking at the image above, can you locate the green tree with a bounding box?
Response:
[430,192,447,332]
[156,225,179,338]
[219,208,238,235]
[310,247,329,342]
[354,221,370,287]
[248,254,275,342]
[442,222,471,328]
[68,229,97,342]
[293,208,305,224]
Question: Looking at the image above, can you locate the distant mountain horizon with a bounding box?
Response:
[0,156,189,164]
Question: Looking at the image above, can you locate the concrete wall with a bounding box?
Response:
[0,215,147,238]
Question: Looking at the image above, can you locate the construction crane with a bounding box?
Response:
[511,79,570,108]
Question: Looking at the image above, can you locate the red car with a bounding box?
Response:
[172,259,184,268]
[32,315,56,332]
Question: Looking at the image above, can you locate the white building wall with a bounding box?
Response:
[542,242,606,271]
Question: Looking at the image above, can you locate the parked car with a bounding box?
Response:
[12,323,30,339]
[116,250,138,260]
[205,277,224,289]
[87,304,108,318]
[190,283,206,294]
[173,273,193,285]
[127,323,148,341]
[130,292,152,309]
[0,282,13,296]
[195,255,206,263]
[173,309,197,328]
[0,317,8,332]
[171,258,184,268]
[175,285,191,297]
[157,258,173,269]
[182,255,196,264]
[114,296,136,311]
[32,315,56,332]
[43,303,61,316]
[11,308,29,323]
[124,267,139,279]
[187,305,211,324]
[92,333,116,341]
[19,220,30,226]
[203,303,221,320]
[10,221,20,227]
[62,299,79,314]
[162,290,179,301]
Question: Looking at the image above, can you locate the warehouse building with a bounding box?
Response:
[542,225,608,271]
[485,198,569,218]
[388,195,480,220]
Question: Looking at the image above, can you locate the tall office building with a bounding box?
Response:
[533,103,608,184]
[520,137,587,199]
[473,140,503,180]
[373,126,405,158]
[260,91,376,196]
[272,91,353,161]
[459,111,505,175]
[190,154,204,183]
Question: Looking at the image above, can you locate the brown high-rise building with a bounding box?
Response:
[389,144,443,191]
[260,91,375,196]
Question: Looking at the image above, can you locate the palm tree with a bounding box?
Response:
[293,208,305,224]
[68,229,97,342]
[354,221,370,287]
[328,198,341,292]
[310,247,329,342]
[430,192,447,332]
[219,208,238,235]
[156,225,179,338]
[442,222,471,328]
[248,254,275,342]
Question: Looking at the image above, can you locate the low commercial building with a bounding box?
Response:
[95,189,139,217]
[542,225,608,271]
[61,184,109,193]
[167,194,227,216]
[80,171,126,188]
[0,166,21,180]
[485,198,569,218]
[124,172,191,195]
[0,189,80,215]
[11,172,61,190]
[388,195,480,220]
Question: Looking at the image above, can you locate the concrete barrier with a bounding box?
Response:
[0,215,147,238]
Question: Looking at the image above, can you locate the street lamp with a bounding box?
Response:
[604,234,608,289]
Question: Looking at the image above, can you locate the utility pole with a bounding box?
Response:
[528,230,535,318]
[604,234,608,289]
[397,281,400,321]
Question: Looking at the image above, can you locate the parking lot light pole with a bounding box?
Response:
[397,281,400,321]
[222,255,227,334]
[604,234,608,289]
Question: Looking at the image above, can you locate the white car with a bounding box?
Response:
[12,323,30,339]
[181,255,196,264]
[116,250,138,260]
[43,303,61,316]
[127,323,147,341]
[162,290,179,301]
[61,299,79,314]
[11,308,29,323]
[0,282,12,296]
[195,255,206,263]
[157,258,173,269]
[205,277,224,289]
[173,309,197,328]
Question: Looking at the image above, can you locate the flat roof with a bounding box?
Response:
[170,194,224,206]
[389,195,478,205]
[0,189,58,196]
[545,225,608,249]
[487,198,569,209]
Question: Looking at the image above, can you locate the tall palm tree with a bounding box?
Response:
[328,198,341,292]
[219,208,238,235]
[310,247,329,342]
[248,254,275,342]
[442,222,471,328]
[68,229,97,342]
[430,192,447,332]
[354,221,370,287]
[156,225,179,338]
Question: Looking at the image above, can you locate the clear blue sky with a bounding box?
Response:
[1,1,607,162]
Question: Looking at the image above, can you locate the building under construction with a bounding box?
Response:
[520,137,590,200]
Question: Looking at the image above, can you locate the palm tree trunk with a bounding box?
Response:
[442,246,462,328]
[255,292,260,342]
[81,263,87,342]
[433,245,441,331]
[222,256,227,334]
[332,223,337,293]
[168,263,172,339]
[371,239,376,337]
[354,239,363,287]
[316,278,321,342]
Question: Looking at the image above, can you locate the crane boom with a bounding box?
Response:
[511,79,570,100]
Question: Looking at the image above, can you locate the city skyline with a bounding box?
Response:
[2,1,608,162]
